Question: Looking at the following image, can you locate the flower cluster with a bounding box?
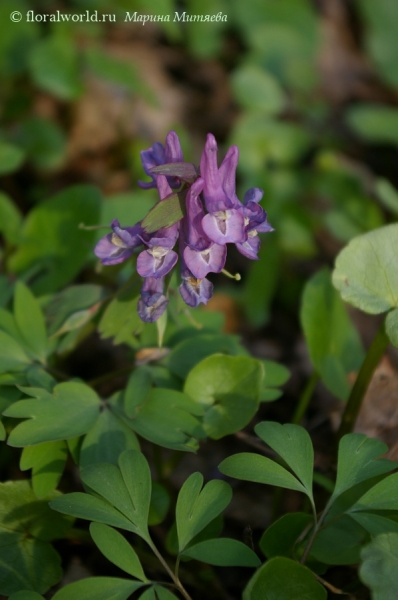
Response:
[95,131,273,322]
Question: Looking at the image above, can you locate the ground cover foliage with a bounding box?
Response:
[2,0,398,598]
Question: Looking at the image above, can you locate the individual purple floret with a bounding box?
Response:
[179,266,214,308]
[138,130,183,189]
[137,276,168,322]
[182,178,227,279]
[199,134,246,245]
[94,219,143,265]
[235,188,274,260]
[136,225,179,279]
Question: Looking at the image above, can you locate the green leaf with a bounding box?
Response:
[29,36,82,100]
[90,523,148,581]
[260,512,313,559]
[231,64,285,115]
[351,472,398,512]
[81,463,140,530]
[0,141,25,175]
[350,513,398,536]
[0,192,22,245]
[20,440,67,498]
[357,0,398,89]
[80,408,139,468]
[14,281,47,363]
[165,334,247,379]
[360,533,398,600]
[52,577,144,600]
[261,360,290,387]
[176,472,232,552]
[9,592,45,600]
[310,515,367,565]
[0,329,31,374]
[98,285,142,345]
[231,114,311,173]
[243,556,326,600]
[115,388,205,452]
[124,367,152,418]
[16,117,67,171]
[5,382,100,446]
[346,104,398,146]
[0,533,62,596]
[301,268,364,399]
[49,492,136,532]
[331,433,396,502]
[255,422,314,503]
[0,481,71,595]
[118,449,152,538]
[8,185,101,294]
[141,191,185,234]
[46,284,105,337]
[139,586,179,600]
[182,538,260,567]
[184,355,263,439]
[332,224,398,314]
[85,47,155,103]
[386,308,398,347]
[219,453,307,494]
[375,178,398,216]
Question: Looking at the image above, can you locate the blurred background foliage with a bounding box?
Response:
[1,0,398,328]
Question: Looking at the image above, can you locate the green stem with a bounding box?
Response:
[291,371,319,425]
[338,321,389,439]
[149,541,193,600]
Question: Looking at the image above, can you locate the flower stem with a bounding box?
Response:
[338,320,389,439]
[291,371,319,425]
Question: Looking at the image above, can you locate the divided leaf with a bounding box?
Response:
[255,422,314,504]
[331,433,396,502]
[219,453,307,494]
[51,450,152,543]
[20,440,68,498]
[176,472,232,552]
[90,523,148,581]
[80,408,140,468]
[182,538,260,567]
[5,382,100,446]
[350,472,398,512]
[0,481,72,595]
[301,268,364,399]
[14,281,47,363]
[52,577,144,600]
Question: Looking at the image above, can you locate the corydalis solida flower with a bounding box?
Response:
[95,131,273,322]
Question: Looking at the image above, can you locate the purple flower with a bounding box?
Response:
[136,230,179,279]
[137,276,168,322]
[94,219,142,265]
[136,175,180,278]
[199,134,246,244]
[179,266,214,308]
[138,131,183,189]
[182,178,227,279]
[235,188,274,260]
